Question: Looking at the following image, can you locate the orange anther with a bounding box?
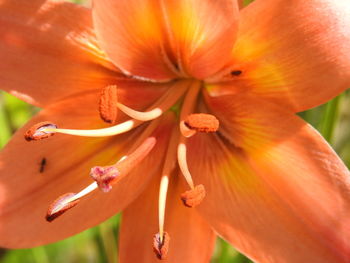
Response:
[181,184,206,208]
[46,193,79,222]
[24,121,57,141]
[184,114,219,133]
[153,232,170,260]
[99,85,118,124]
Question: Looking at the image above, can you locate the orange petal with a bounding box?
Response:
[187,94,350,262]
[213,0,350,112]
[92,0,177,81]
[162,0,239,79]
[0,0,121,107]
[0,92,174,248]
[119,175,216,263]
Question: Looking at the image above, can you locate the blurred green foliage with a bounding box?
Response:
[0,0,349,262]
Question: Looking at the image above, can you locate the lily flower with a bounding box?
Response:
[0,0,350,262]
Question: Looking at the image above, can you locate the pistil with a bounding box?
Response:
[47,136,156,221]
[90,137,157,192]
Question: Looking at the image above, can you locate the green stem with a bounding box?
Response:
[319,95,342,144]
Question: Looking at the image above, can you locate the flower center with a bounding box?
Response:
[25,79,220,260]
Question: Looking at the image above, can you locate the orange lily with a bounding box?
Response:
[0,0,350,262]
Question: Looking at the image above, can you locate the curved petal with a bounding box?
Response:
[0,0,121,107]
[161,0,239,79]
[187,94,350,262]
[119,174,216,263]
[0,89,174,248]
[212,0,350,112]
[92,0,177,81]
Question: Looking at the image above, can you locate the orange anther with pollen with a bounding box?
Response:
[184,113,219,133]
[24,121,57,141]
[46,193,80,222]
[181,184,206,208]
[99,85,118,124]
[153,232,170,260]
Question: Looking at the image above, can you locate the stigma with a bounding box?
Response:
[90,137,156,192]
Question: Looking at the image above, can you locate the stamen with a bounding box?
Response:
[184,113,219,133]
[46,182,97,222]
[116,102,162,121]
[39,119,141,137]
[115,81,188,121]
[177,140,195,190]
[181,184,206,208]
[46,193,80,222]
[158,128,178,243]
[158,174,169,240]
[153,232,170,260]
[178,82,201,138]
[38,82,189,139]
[24,122,57,141]
[99,85,118,124]
[90,137,156,192]
[179,82,201,122]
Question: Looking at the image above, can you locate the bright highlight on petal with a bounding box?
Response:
[92,0,177,80]
[0,0,120,106]
[161,0,239,78]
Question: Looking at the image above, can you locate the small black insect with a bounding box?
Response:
[39,158,47,173]
[231,70,242,76]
